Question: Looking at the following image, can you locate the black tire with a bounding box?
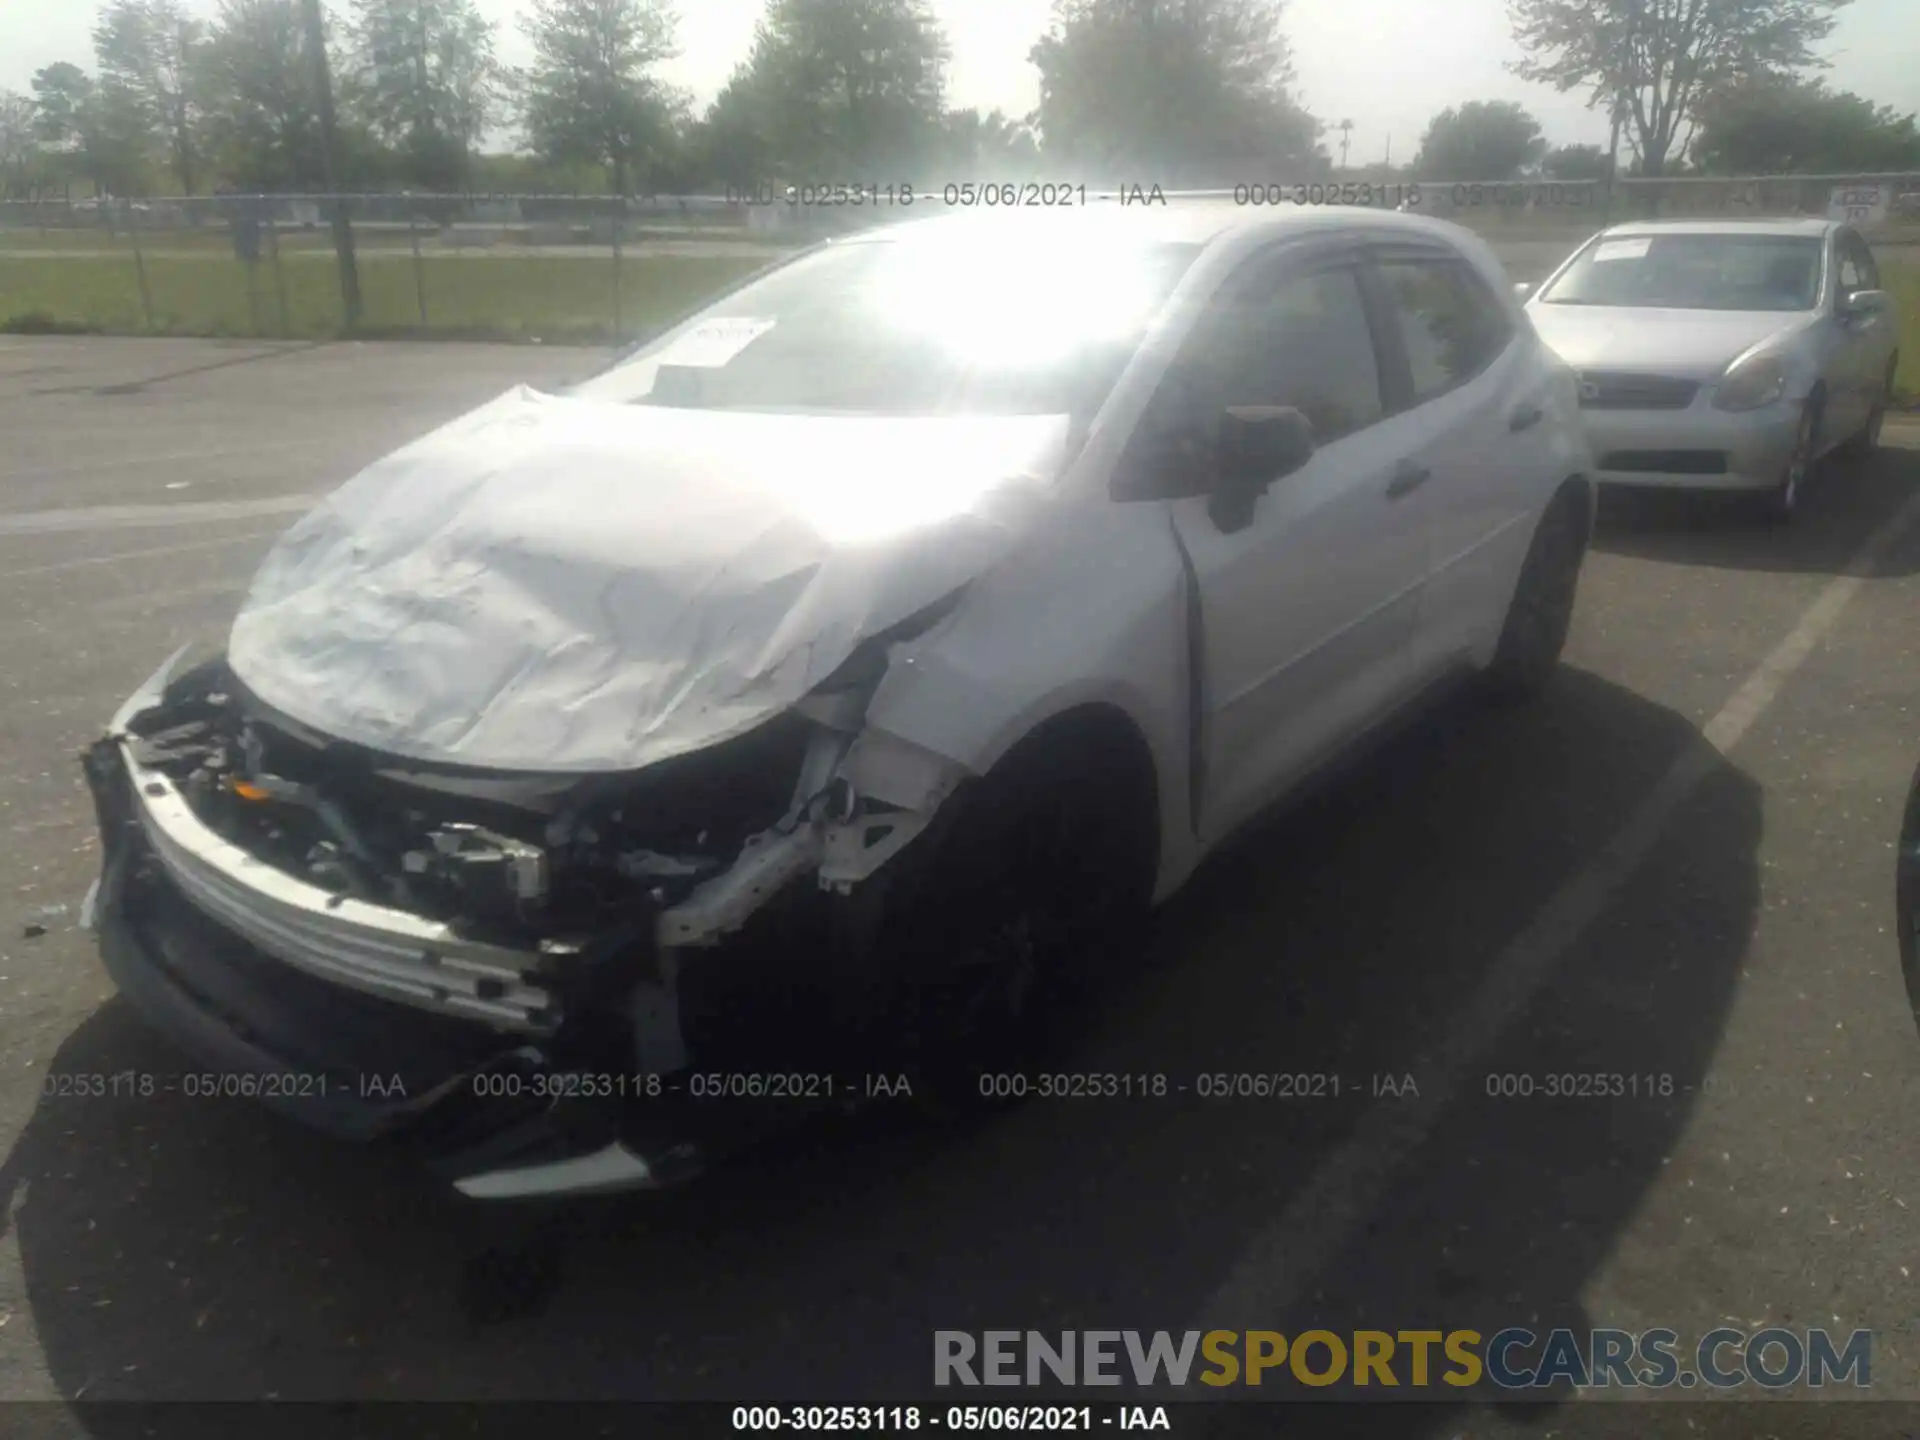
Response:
[867,726,1156,1114]
[1757,399,1820,523]
[1898,763,1920,1036]
[1484,485,1589,703]
[1839,358,1897,462]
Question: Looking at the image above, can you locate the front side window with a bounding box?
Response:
[1838,233,1879,292]
[1376,259,1513,403]
[1169,264,1386,442]
[1538,233,1825,312]
[573,227,1201,421]
[1120,261,1385,496]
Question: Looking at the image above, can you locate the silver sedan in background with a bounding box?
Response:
[1523,218,1901,519]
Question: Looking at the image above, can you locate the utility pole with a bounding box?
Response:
[1338,119,1354,171]
[1604,96,1624,226]
[301,0,362,328]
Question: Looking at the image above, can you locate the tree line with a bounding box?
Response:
[0,0,1913,202]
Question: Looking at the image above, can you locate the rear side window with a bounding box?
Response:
[1376,258,1514,403]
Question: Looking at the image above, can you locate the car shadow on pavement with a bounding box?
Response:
[1592,439,1920,577]
[0,666,1761,1434]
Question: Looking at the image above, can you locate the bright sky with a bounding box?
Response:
[4,0,1917,161]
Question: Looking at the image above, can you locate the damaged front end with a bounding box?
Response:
[82,640,968,1200]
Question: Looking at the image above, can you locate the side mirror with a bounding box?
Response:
[1514,281,1535,302]
[1841,288,1889,318]
[1208,406,1315,533]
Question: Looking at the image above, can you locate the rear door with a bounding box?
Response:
[1362,244,1546,672]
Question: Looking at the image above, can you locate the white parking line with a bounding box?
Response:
[1195,482,1920,1326]
[0,495,317,538]
[0,440,323,482]
[0,529,284,581]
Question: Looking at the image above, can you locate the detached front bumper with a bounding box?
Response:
[1583,398,1802,492]
[82,734,706,1200]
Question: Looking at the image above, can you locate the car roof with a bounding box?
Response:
[1600,216,1836,239]
[838,197,1478,251]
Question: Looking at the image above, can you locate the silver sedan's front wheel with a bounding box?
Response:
[1762,403,1818,523]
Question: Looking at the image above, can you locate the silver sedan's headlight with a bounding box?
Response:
[1712,352,1790,412]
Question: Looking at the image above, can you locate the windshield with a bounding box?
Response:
[1539,233,1825,312]
[575,228,1202,419]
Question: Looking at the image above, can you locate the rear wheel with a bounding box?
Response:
[870,728,1155,1114]
[1484,485,1589,703]
[1839,358,1897,461]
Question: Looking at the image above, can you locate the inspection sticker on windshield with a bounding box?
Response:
[655,317,777,368]
[1592,238,1652,262]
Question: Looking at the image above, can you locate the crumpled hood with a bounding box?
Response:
[1526,304,1813,380]
[228,387,1069,773]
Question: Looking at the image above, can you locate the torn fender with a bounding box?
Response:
[228,388,1070,774]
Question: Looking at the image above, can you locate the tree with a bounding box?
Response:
[1691,74,1920,173]
[1542,141,1613,180]
[941,107,1041,174]
[346,0,499,188]
[720,0,950,177]
[518,0,683,195]
[93,0,205,194]
[0,91,42,199]
[1508,0,1854,178]
[1029,0,1321,178]
[196,0,329,189]
[692,72,773,188]
[30,62,152,195]
[1414,100,1545,179]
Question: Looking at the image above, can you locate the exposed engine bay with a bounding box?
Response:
[125,657,811,944]
[99,630,972,1068]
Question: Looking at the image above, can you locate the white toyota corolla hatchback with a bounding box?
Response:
[84,202,1594,1198]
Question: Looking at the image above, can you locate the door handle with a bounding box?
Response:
[1510,404,1545,432]
[1385,462,1431,500]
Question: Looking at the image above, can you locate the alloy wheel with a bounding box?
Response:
[1772,407,1816,519]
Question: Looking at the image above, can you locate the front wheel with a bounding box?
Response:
[868,732,1155,1115]
[1483,486,1590,703]
[1757,401,1819,523]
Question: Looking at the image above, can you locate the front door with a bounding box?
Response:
[1126,249,1431,842]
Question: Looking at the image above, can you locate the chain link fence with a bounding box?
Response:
[4,173,1917,342]
[0,192,789,343]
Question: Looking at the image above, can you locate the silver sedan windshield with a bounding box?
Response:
[1539,233,1824,313]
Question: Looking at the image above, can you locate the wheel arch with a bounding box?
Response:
[854,687,1178,902]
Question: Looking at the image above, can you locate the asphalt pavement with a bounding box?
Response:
[2,337,1920,1435]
